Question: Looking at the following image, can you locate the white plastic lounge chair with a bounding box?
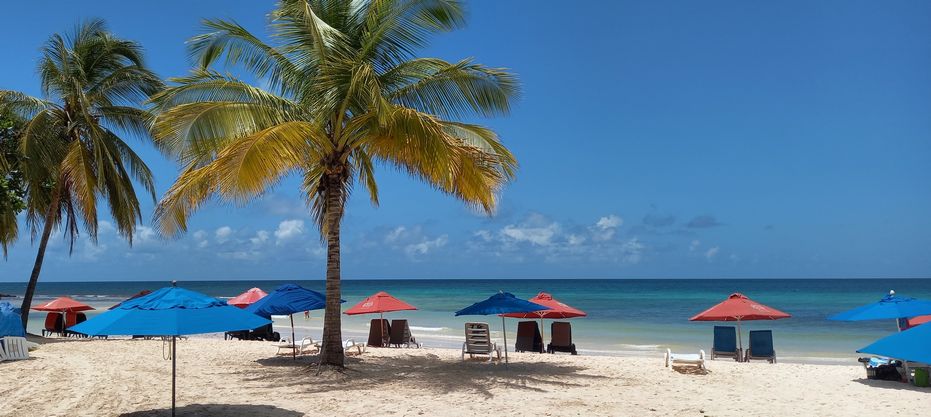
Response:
[344,339,366,355]
[462,322,501,362]
[0,343,7,362]
[665,348,705,370]
[299,337,321,355]
[1,337,30,361]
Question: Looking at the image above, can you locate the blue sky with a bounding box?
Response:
[1,1,929,281]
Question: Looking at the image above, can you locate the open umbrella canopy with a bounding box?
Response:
[0,302,25,338]
[345,291,416,315]
[109,290,152,310]
[245,284,342,318]
[70,286,270,337]
[227,288,268,308]
[858,321,931,364]
[690,293,791,321]
[828,291,931,321]
[907,315,931,328]
[501,292,586,319]
[33,296,95,312]
[455,292,550,316]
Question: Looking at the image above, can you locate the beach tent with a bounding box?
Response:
[0,302,25,338]
[246,284,344,359]
[455,292,550,366]
[227,287,268,308]
[858,320,931,365]
[345,291,416,346]
[690,293,790,358]
[502,292,587,340]
[33,296,95,332]
[70,284,270,417]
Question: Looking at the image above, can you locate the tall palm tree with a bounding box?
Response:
[0,20,162,327]
[150,0,519,367]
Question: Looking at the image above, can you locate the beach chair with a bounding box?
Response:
[711,326,741,361]
[665,348,705,370]
[344,339,366,355]
[547,321,577,355]
[389,319,421,348]
[300,337,321,354]
[515,321,544,353]
[462,322,501,362]
[367,319,391,347]
[42,313,63,337]
[745,330,777,363]
[0,336,30,361]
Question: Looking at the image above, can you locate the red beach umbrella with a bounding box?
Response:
[345,291,417,317]
[907,315,931,329]
[33,296,94,312]
[690,293,790,357]
[502,292,587,340]
[227,288,268,308]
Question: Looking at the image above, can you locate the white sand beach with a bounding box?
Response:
[1,337,926,417]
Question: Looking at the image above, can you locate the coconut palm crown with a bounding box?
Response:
[150,0,519,367]
[0,19,163,327]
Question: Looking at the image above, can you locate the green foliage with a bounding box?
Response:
[0,114,26,256]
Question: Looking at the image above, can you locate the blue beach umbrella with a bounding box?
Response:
[455,292,550,365]
[70,284,270,417]
[0,302,25,338]
[245,284,345,358]
[858,322,931,365]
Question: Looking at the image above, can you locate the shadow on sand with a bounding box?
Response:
[120,404,304,417]
[853,378,930,392]
[242,351,610,398]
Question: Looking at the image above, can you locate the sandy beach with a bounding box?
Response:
[1,337,926,417]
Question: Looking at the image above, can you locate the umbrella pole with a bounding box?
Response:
[737,319,743,362]
[172,335,176,417]
[290,314,296,360]
[897,320,912,382]
[501,316,509,368]
[540,316,545,352]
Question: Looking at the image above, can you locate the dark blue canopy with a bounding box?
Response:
[69,286,270,336]
[455,292,550,316]
[245,284,343,318]
[0,302,25,338]
[858,323,931,364]
[828,292,931,321]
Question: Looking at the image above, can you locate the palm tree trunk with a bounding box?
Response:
[20,189,60,330]
[319,173,345,367]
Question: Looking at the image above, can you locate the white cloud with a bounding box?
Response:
[567,234,586,246]
[705,246,720,261]
[689,240,701,252]
[385,226,407,243]
[592,215,623,241]
[501,223,559,246]
[215,226,233,243]
[404,235,449,257]
[618,238,644,264]
[193,230,209,248]
[275,220,305,245]
[250,230,270,246]
[136,226,157,243]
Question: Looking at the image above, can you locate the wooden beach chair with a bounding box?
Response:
[1,336,30,361]
[462,322,501,362]
[389,319,421,348]
[665,348,705,370]
[367,319,391,347]
[745,330,777,363]
[711,326,741,361]
[547,322,578,355]
[515,321,544,353]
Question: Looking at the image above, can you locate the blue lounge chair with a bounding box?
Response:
[745,330,777,363]
[712,325,741,361]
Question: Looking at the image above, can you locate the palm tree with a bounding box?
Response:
[150,0,519,367]
[0,20,162,327]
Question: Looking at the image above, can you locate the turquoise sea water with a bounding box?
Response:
[2,279,929,363]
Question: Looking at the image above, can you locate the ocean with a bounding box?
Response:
[2,278,929,363]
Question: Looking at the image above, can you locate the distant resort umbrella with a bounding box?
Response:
[455,292,550,366]
[907,315,931,328]
[690,293,791,356]
[33,296,96,332]
[0,302,25,338]
[502,292,586,341]
[828,290,931,380]
[70,284,270,417]
[227,287,268,308]
[345,291,417,347]
[109,290,152,310]
[245,284,344,359]
[858,321,931,365]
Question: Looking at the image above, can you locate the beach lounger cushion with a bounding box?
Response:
[712,326,741,361]
[547,322,577,355]
[462,322,501,362]
[665,348,705,370]
[515,321,544,353]
[745,330,777,363]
